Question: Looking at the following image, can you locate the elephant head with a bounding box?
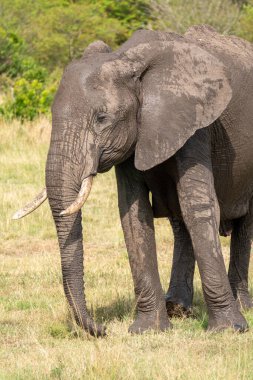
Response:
[13,30,232,336]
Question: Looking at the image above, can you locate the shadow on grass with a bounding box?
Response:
[50,289,239,339]
[94,289,209,327]
[0,319,22,334]
[48,287,253,339]
[47,296,135,339]
[93,295,135,323]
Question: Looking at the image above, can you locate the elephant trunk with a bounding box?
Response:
[46,148,105,336]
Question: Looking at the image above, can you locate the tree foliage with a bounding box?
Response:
[237,0,253,41]
[150,0,242,34]
[0,28,55,120]
[25,4,125,70]
[0,29,24,78]
[93,0,150,31]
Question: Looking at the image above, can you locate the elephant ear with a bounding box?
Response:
[127,39,232,171]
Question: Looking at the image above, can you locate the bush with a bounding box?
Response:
[237,0,253,41]
[0,29,57,121]
[1,78,55,121]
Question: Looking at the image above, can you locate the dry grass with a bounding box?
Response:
[0,119,253,380]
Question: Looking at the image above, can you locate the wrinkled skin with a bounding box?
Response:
[46,25,253,336]
[166,209,253,318]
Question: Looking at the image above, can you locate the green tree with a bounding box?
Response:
[24,2,127,70]
[91,0,150,34]
[0,28,25,78]
[237,0,253,41]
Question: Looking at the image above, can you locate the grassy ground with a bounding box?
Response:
[0,119,253,380]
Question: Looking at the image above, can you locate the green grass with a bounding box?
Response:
[0,119,253,379]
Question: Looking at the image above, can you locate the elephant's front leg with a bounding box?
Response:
[228,208,253,310]
[166,218,195,317]
[116,158,171,334]
[176,129,248,332]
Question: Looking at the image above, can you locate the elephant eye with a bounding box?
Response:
[96,112,108,124]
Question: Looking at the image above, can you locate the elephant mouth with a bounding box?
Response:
[97,161,114,173]
[97,142,136,174]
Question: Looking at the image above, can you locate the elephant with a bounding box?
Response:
[13,25,253,336]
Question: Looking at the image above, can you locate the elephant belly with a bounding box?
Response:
[144,157,182,219]
[210,120,253,221]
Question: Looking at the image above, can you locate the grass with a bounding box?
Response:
[0,118,253,380]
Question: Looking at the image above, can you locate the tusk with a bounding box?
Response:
[60,176,93,216]
[12,188,47,220]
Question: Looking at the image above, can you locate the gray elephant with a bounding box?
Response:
[14,25,253,336]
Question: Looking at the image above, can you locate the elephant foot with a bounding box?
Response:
[207,303,248,333]
[165,292,193,318]
[128,307,172,334]
[236,292,253,311]
[166,301,193,318]
[77,316,106,337]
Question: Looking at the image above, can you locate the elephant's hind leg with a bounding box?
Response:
[165,218,195,318]
[176,128,248,332]
[228,208,253,310]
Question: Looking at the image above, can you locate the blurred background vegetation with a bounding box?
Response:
[0,0,253,121]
